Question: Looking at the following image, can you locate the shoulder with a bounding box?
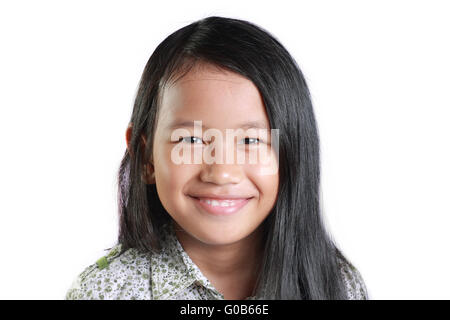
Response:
[336,251,369,300]
[65,244,152,300]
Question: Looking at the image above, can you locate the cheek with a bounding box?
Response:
[246,147,279,203]
[245,163,279,211]
[245,144,279,176]
[153,143,196,213]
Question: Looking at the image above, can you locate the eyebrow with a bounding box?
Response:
[167,119,269,130]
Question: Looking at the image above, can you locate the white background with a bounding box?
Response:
[1,0,449,299]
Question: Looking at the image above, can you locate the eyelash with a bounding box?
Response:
[177,137,262,145]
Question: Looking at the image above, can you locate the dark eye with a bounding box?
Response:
[240,137,261,145]
[178,136,203,144]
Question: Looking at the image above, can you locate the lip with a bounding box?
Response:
[188,193,254,200]
[188,195,253,216]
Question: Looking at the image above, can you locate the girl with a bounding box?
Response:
[66,16,368,300]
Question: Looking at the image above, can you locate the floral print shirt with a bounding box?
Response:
[65,221,368,300]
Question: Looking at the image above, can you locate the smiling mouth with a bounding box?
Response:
[188,195,253,216]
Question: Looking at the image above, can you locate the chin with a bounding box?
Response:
[173,214,260,247]
[201,227,253,246]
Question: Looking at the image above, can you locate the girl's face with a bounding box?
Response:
[152,63,279,246]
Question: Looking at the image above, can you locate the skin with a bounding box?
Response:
[126,63,279,299]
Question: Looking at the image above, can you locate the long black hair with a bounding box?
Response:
[117,16,351,299]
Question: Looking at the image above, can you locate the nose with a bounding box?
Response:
[199,162,244,185]
[199,140,246,185]
[198,131,247,185]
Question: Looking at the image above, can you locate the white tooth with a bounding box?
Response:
[211,200,219,206]
[199,198,239,207]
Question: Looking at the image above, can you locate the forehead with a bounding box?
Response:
[158,64,269,130]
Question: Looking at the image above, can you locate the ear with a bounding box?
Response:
[126,122,156,184]
[140,133,156,184]
[125,122,148,152]
[125,122,134,156]
[142,162,156,185]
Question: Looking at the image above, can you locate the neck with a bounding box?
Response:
[173,222,265,299]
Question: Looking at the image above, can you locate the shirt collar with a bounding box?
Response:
[150,220,224,300]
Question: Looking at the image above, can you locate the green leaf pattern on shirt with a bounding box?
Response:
[65,221,368,300]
